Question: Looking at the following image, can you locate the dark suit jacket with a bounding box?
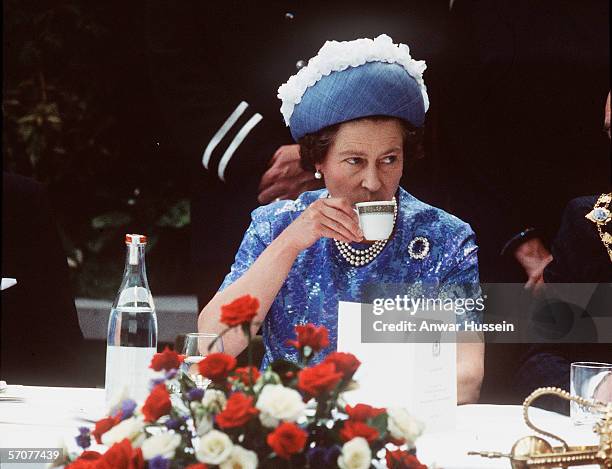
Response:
[1,172,85,386]
[545,196,612,284]
[513,195,612,414]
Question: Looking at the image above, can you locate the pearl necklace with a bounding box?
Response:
[334,198,397,267]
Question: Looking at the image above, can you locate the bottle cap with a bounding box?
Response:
[125,234,147,245]
[126,234,147,265]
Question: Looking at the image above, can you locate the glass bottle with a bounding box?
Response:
[105,234,158,405]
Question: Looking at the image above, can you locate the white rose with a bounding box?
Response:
[101,417,145,446]
[196,429,233,465]
[141,432,182,460]
[386,408,424,448]
[202,389,227,413]
[255,384,306,428]
[219,445,258,469]
[337,437,372,469]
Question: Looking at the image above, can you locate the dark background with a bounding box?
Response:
[3,0,192,299]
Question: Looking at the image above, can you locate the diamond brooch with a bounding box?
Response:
[408,236,430,260]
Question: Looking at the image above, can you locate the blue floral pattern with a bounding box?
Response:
[220,188,481,369]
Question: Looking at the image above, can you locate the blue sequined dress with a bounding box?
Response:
[220,188,481,369]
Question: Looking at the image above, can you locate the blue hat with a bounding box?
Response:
[278,35,429,141]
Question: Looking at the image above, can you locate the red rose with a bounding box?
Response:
[220,295,259,327]
[216,392,259,429]
[150,346,184,371]
[76,451,103,461]
[345,403,386,421]
[96,439,144,469]
[142,384,172,422]
[389,436,408,446]
[66,451,102,469]
[340,420,380,443]
[297,362,343,397]
[385,449,427,469]
[230,366,261,385]
[198,353,237,381]
[185,465,209,469]
[323,352,361,379]
[129,448,145,469]
[266,422,308,459]
[91,415,120,444]
[286,324,329,352]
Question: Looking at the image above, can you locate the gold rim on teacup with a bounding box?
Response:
[355,200,396,215]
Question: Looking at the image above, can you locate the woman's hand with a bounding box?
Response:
[282,197,363,251]
[199,197,361,357]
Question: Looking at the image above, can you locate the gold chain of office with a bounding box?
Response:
[585,192,612,263]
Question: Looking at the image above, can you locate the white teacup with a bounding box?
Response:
[354,200,396,241]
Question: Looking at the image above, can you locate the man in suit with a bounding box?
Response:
[1,172,85,386]
[512,194,612,413]
[512,93,612,413]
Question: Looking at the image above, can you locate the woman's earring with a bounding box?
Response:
[314,170,323,180]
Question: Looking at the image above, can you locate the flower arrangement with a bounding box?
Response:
[61,295,427,469]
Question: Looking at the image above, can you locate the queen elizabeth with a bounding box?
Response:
[199,35,484,403]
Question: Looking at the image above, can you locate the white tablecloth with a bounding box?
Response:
[0,385,600,469]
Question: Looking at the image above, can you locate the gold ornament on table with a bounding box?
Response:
[469,387,612,468]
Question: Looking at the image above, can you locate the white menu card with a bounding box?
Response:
[336,301,457,433]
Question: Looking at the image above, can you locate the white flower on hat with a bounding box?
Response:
[101,416,145,447]
[196,429,233,465]
[337,437,372,469]
[219,445,258,469]
[255,384,306,428]
[141,432,182,460]
[386,407,424,448]
[278,34,429,126]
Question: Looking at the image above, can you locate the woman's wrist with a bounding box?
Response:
[273,228,305,259]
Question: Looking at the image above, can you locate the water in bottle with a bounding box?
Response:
[105,234,158,405]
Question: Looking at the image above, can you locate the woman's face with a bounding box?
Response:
[317,118,404,205]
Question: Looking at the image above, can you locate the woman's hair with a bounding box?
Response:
[297,116,424,171]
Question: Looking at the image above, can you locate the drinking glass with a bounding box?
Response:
[181,333,223,388]
[570,361,612,425]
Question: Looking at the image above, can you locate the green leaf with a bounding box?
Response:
[270,360,302,387]
[18,124,34,141]
[370,413,389,439]
[91,211,131,229]
[46,115,61,124]
[17,114,37,124]
[86,229,119,254]
[156,199,190,228]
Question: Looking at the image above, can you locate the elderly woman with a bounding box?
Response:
[199,35,484,403]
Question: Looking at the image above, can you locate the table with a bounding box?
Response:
[0,385,600,469]
[0,386,106,469]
